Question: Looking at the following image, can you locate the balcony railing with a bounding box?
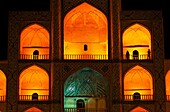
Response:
[123,54,151,60]
[20,54,49,60]
[64,54,108,60]
[0,96,6,102]
[124,95,153,101]
[166,95,170,100]
[64,108,108,112]
[19,95,49,101]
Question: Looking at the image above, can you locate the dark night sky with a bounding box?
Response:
[0,0,168,60]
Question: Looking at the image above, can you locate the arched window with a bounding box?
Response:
[20,24,49,60]
[64,2,108,60]
[24,107,43,112]
[124,65,153,100]
[130,106,149,112]
[123,24,151,60]
[0,70,6,101]
[19,65,49,100]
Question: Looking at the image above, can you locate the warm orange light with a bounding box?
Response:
[123,24,151,59]
[20,24,49,59]
[64,2,108,59]
[24,107,43,112]
[130,106,149,112]
[124,65,153,95]
[165,70,170,95]
[19,65,49,95]
[0,70,6,96]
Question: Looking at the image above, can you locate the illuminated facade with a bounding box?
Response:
[0,0,168,112]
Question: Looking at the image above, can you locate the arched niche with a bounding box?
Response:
[165,70,170,97]
[19,65,49,96]
[64,2,108,60]
[64,67,108,110]
[123,23,151,60]
[124,65,153,97]
[24,107,43,112]
[20,24,49,59]
[130,106,149,112]
[0,70,6,101]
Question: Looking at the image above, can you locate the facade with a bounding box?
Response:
[0,0,170,112]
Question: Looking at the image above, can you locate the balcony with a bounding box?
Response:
[19,95,49,101]
[64,54,108,60]
[123,54,151,60]
[124,95,153,101]
[64,108,108,112]
[20,54,49,60]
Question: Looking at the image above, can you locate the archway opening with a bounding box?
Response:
[130,106,149,112]
[165,70,170,100]
[64,2,108,60]
[124,65,153,100]
[64,67,108,111]
[20,24,49,60]
[19,65,49,100]
[0,70,6,101]
[24,107,43,112]
[123,24,151,60]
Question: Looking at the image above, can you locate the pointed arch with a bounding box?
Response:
[64,67,108,109]
[122,23,151,60]
[0,70,6,101]
[64,2,108,60]
[124,65,153,100]
[24,106,43,112]
[20,23,50,59]
[19,65,49,96]
[64,67,107,97]
[165,70,170,99]
[130,106,149,112]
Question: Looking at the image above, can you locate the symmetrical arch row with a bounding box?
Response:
[0,65,169,111]
[19,2,152,60]
[1,65,170,102]
[1,65,170,101]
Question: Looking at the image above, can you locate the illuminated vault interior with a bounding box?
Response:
[166,70,170,95]
[0,70,6,97]
[123,24,151,60]
[24,107,43,112]
[20,24,49,59]
[124,65,153,95]
[19,65,49,95]
[130,106,149,112]
[64,2,108,59]
[64,67,108,109]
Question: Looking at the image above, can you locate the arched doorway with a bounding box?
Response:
[133,50,139,60]
[33,50,39,59]
[77,99,85,112]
